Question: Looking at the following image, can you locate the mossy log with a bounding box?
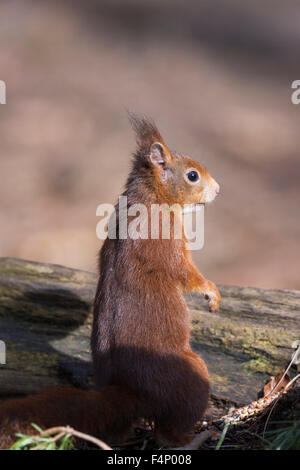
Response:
[0,257,299,404]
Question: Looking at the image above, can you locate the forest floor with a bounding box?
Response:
[115,385,300,451]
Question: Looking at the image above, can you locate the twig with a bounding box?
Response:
[50,431,66,443]
[283,373,300,391]
[263,373,299,438]
[266,345,300,397]
[41,426,112,450]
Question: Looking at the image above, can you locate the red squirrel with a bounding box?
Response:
[0,114,221,448]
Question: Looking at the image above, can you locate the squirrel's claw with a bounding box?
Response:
[204,283,221,313]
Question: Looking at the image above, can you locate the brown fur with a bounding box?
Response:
[0,114,220,448]
[0,386,141,448]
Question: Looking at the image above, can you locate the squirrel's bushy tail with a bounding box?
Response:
[0,385,142,449]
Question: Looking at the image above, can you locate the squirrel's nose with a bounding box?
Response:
[215,184,220,195]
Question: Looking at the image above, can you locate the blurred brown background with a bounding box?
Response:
[0,0,299,289]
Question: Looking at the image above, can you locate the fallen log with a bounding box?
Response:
[0,257,299,403]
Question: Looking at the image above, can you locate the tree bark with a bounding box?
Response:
[0,257,299,404]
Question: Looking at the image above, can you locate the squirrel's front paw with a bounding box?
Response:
[204,281,221,312]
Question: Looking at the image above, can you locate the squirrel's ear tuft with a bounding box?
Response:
[128,112,165,151]
[149,142,170,167]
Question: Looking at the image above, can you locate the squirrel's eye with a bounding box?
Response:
[186,170,199,183]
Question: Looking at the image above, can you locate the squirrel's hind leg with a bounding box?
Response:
[153,351,209,447]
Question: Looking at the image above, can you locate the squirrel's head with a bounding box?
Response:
[128,113,220,207]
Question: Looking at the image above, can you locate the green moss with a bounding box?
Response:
[242,357,273,375]
[191,314,298,372]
